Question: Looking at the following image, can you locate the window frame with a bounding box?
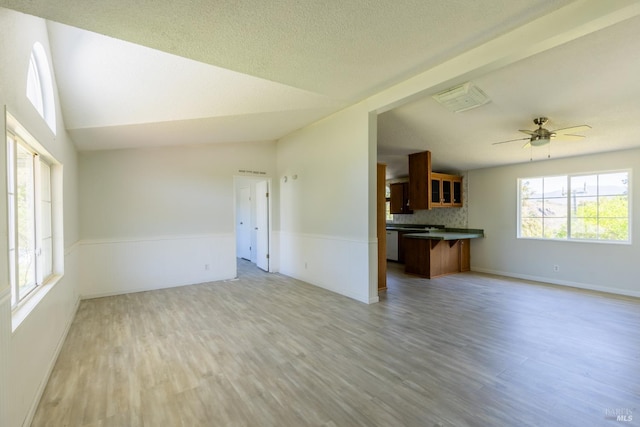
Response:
[517,169,631,244]
[6,111,63,314]
[26,42,56,134]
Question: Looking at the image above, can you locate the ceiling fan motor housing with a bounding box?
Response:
[533,117,548,127]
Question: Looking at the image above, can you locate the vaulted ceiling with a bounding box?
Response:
[2,0,640,175]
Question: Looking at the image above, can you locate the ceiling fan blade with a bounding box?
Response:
[492,137,530,145]
[553,124,591,135]
[554,134,586,141]
[519,129,535,135]
[522,141,531,148]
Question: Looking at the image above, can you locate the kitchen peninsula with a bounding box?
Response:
[403,228,484,279]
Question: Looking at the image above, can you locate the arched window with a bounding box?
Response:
[26,42,56,134]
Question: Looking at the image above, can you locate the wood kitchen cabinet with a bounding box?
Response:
[408,151,431,210]
[404,237,470,278]
[409,151,462,209]
[377,163,387,291]
[390,182,413,214]
[452,178,463,207]
[460,238,470,272]
[431,173,463,208]
[397,231,409,263]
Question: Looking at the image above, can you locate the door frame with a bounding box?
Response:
[233,176,273,273]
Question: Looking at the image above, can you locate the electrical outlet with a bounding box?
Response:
[205,264,210,271]
[304,262,308,269]
[553,265,559,272]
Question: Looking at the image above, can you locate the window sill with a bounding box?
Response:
[516,236,631,245]
[12,274,64,333]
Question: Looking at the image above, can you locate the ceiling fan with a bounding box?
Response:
[492,117,591,147]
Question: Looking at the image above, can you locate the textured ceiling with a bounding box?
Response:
[2,0,572,99]
[3,0,640,169]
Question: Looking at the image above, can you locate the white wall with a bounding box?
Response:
[0,9,80,427]
[468,148,640,297]
[78,141,277,297]
[277,103,378,303]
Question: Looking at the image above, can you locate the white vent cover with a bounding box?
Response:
[432,82,490,112]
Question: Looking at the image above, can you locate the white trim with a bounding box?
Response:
[11,242,81,333]
[279,230,372,245]
[79,233,237,299]
[279,231,372,303]
[232,176,274,272]
[21,296,80,427]
[26,42,56,135]
[11,275,64,333]
[79,233,233,246]
[517,169,631,243]
[64,240,81,256]
[6,110,64,311]
[6,111,56,164]
[0,286,9,427]
[472,267,640,299]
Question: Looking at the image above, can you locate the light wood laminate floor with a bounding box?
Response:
[33,260,640,426]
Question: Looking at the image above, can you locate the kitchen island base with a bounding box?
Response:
[404,237,471,279]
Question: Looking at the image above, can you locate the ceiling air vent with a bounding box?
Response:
[432,82,490,113]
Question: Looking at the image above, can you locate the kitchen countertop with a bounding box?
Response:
[403,228,484,241]
[386,227,438,232]
[386,224,444,232]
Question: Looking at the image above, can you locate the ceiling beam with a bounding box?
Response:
[367,0,640,114]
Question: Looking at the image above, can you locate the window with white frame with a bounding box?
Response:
[518,170,630,242]
[26,42,56,134]
[6,124,57,308]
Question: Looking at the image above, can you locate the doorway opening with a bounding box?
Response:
[234,177,272,275]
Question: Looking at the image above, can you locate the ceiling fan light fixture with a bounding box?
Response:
[530,135,551,147]
[432,82,491,113]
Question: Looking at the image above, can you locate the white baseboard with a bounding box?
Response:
[81,276,232,300]
[472,267,640,299]
[22,295,80,427]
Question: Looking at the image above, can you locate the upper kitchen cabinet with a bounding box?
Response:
[409,151,463,209]
[408,151,431,210]
[452,177,463,207]
[431,173,463,208]
[390,182,413,214]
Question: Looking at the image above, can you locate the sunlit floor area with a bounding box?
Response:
[33,260,640,426]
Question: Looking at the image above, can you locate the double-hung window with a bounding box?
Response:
[518,170,631,243]
[6,128,55,308]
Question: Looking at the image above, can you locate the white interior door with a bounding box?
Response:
[255,180,269,271]
[237,187,251,260]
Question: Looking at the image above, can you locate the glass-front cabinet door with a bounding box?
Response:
[453,179,462,207]
[442,179,452,204]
